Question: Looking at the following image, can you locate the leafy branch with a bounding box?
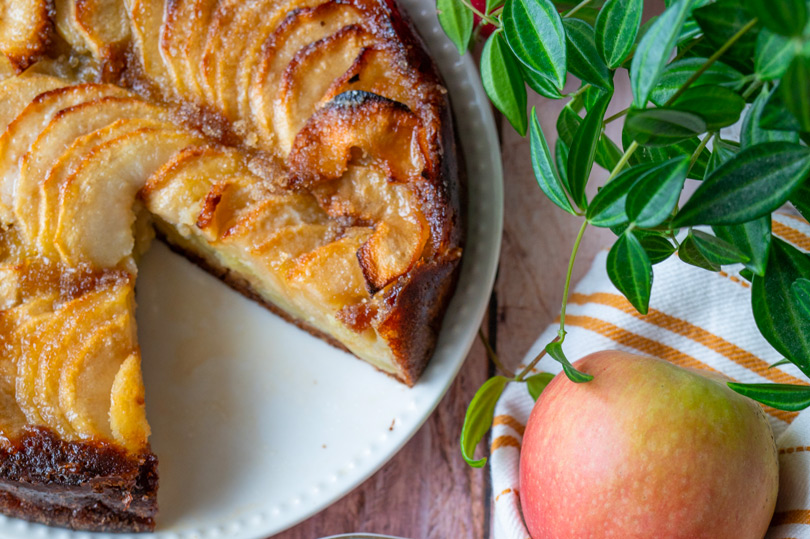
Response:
[445,0,810,466]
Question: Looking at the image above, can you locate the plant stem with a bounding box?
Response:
[478,329,515,377]
[567,83,592,100]
[664,18,758,106]
[604,107,629,125]
[688,131,714,174]
[742,79,764,100]
[515,336,559,381]
[606,140,639,181]
[564,0,591,18]
[557,220,589,340]
[458,0,500,27]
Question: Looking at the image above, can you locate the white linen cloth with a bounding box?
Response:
[490,213,810,539]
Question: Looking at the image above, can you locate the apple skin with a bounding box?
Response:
[519,351,779,539]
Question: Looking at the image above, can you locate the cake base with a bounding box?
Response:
[0,427,157,532]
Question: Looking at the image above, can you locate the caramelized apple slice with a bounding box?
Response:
[0,83,130,226]
[124,0,171,88]
[0,74,66,135]
[18,97,166,244]
[288,91,426,187]
[274,25,375,154]
[235,0,322,121]
[141,145,247,230]
[358,215,428,292]
[252,222,339,272]
[309,165,430,291]
[0,0,52,71]
[54,0,130,63]
[321,45,419,113]
[208,0,322,119]
[109,352,149,452]
[38,118,176,258]
[194,175,258,240]
[56,127,201,267]
[0,55,14,81]
[14,303,58,425]
[286,226,372,308]
[196,0,241,104]
[159,0,193,95]
[36,278,132,440]
[177,0,219,99]
[221,192,328,248]
[61,311,135,440]
[250,2,363,147]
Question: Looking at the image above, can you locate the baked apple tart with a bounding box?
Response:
[0,0,461,532]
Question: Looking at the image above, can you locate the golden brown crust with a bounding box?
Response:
[0,0,54,72]
[0,426,157,532]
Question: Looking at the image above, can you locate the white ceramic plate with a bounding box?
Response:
[0,2,502,538]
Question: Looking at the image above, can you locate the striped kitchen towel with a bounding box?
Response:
[490,213,810,539]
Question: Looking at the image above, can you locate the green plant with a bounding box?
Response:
[437,0,810,467]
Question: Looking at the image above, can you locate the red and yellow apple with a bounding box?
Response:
[519,351,779,539]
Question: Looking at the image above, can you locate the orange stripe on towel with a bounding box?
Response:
[780,446,810,455]
[493,415,525,436]
[490,435,520,452]
[771,510,810,526]
[774,220,810,251]
[564,314,798,424]
[568,292,808,387]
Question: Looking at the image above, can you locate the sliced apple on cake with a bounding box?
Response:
[0,0,461,532]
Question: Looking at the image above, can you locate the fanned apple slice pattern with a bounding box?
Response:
[0,0,459,456]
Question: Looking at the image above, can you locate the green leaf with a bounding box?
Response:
[761,82,804,131]
[650,58,744,106]
[564,18,613,90]
[755,28,798,81]
[555,138,570,193]
[679,232,721,271]
[502,0,567,90]
[545,341,593,382]
[460,375,509,467]
[690,229,750,265]
[712,217,772,276]
[741,87,801,148]
[794,278,810,320]
[671,85,745,131]
[693,0,757,70]
[595,133,623,172]
[630,0,697,108]
[567,92,612,209]
[487,0,507,14]
[582,85,606,112]
[521,64,564,99]
[628,136,709,180]
[792,181,810,222]
[624,108,707,147]
[727,383,810,412]
[526,372,555,401]
[640,234,677,264]
[626,155,689,227]
[607,231,653,314]
[437,0,474,55]
[595,0,643,69]
[530,107,576,214]
[752,239,810,373]
[704,138,739,179]
[674,143,810,226]
[740,268,755,282]
[743,0,807,36]
[481,32,528,135]
[556,104,581,146]
[782,53,810,132]
[769,358,792,368]
[587,162,657,227]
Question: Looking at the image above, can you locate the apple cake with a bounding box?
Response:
[0,0,461,532]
